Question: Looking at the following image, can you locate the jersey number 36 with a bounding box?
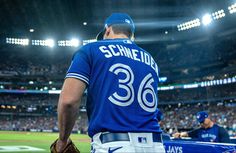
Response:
[108,63,157,112]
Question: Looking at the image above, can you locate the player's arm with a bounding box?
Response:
[173,128,199,138]
[56,78,86,151]
[218,126,231,143]
[187,128,199,139]
[173,132,189,138]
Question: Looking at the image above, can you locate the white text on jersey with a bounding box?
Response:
[99,45,159,76]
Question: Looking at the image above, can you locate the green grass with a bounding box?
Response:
[0,131,91,153]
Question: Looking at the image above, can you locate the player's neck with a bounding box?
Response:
[112,34,128,39]
[209,121,214,127]
[206,121,214,129]
[106,34,129,40]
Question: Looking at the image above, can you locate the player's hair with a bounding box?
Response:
[111,24,133,38]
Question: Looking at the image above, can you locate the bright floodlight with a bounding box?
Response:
[202,14,212,26]
[212,9,225,20]
[71,39,79,47]
[45,39,54,47]
[58,39,80,47]
[177,18,200,31]
[6,38,29,46]
[228,3,236,14]
[22,39,29,46]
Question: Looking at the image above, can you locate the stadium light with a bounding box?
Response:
[6,38,29,46]
[202,14,212,26]
[228,3,236,14]
[71,39,79,47]
[177,18,201,31]
[1,105,6,109]
[212,9,225,20]
[58,38,80,47]
[29,81,34,84]
[45,39,54,48]
[32,39,55,47]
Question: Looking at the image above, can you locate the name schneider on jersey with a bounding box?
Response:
[98,43,159,76]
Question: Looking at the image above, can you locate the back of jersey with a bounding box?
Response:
[66,38,161,137]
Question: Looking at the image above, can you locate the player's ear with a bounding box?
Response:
[104,27,111,38]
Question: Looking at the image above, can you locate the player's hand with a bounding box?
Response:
[172,132,181,138]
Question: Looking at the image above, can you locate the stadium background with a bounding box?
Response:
[0,0,236,152]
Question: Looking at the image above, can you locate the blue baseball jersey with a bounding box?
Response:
[188,124,230,143]
[66,39,161,137]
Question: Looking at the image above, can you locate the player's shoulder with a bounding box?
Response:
[137,45,151,55]
[214,124,224,129]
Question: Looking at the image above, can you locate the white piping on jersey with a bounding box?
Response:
[66,73,89,85]
[99,45,159,77]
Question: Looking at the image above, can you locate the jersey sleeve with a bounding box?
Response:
[65,45,91,85]
[218,126,231,143]
[188,128,200,139]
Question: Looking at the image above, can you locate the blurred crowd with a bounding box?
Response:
[159,83,236,102]
[0,113,88,134]
[0,49,71,77]
[0,101,235,136]
[159,102,236,136]
[0,82,235,136]
[0,94,58,105]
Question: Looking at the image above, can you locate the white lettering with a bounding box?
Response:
[140,51,144,63]
[166,146,183,153]
[144,52,151,65]
[108,45,120,56]
[116,45,127,56]
[155,64,159,77]
[124,47,133,59]
[99,46,112,58]
[151,57,159,77]
[99,45,159,75]
[132,49,140,61]
[151,57,155,72]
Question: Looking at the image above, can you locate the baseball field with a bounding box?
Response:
[0,131,91,153]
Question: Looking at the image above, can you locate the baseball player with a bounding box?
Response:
[173,111,230,143]
[52,13,165,153]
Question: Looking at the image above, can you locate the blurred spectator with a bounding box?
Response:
[172,111,230,143]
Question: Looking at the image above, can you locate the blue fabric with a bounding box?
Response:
[105,13,135,33]
[156,109,164,121]
[164,140,236,153]
[66,39,161,137]
[198,124,219,142]
[196,111,208,123]
[188,124,226,142]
